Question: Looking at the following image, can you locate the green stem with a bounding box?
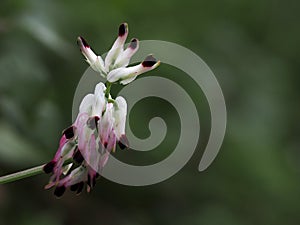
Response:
[0,159,74,184]
[105,82,112,99]
[0,164,45,184]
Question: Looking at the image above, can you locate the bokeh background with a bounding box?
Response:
[1,0,300,224]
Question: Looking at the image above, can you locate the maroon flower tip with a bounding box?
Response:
[63,126,74,139]
[43,161,56,174]
[142,55,158,67]
[118,135,129,150]
[118,23,127,37]
[54,185,66,198]
[103,141,108,148]
[77,36,89,48]
[73,149,84,164]
[129,38,138,49]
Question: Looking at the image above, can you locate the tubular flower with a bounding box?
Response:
[43,83,129,197]
[77,23,160,85]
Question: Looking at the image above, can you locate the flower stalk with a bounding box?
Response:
[0,159,74,184]
[105,82,112,99]
[0,164,44,184]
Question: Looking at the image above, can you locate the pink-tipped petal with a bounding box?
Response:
[104,23,129,71]
[77,37,97,65]
[98,103,115,145]
[86,134,99,171]
[107,55,160,84]
[77,37,106,75]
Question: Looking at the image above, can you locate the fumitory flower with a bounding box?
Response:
[43,23,160,197]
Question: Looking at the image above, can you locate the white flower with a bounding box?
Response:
[77,23,160,85]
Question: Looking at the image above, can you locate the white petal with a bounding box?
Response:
[113,96,127,139]
[114,38,139,68]
[107,55,160,84]
[94,82,106,95]
[92,83,106,116]
[90,56,106,75]
[107,64,141,83]
[79,94,94,115]
[120,76,138,85]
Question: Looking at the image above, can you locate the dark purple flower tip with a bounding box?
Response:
[118,23,128,37]
[104,141,108,148]
[54,185,66,198]
[77,36,90,48]
[142,55,158,67]
[118,135,129,150]
[129,38,138,49]
[73,149,84,164]
[62,126,75,139]
[43,161,56,174]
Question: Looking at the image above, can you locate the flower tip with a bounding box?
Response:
[118,23,128,37]
[43,161,56,174]
[118,135,129,150]
[62,126,75,139]
[77,36,90,48]
[54,185,66,198]
[73,149,84,164]
[129,38,139,49]
[142,55,159,68]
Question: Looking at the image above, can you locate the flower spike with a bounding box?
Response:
[44,23,160,197]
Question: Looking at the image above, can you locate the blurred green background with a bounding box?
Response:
[0,0,300,224]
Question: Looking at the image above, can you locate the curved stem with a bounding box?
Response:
[105,82,112,99]
[0,164,45,184]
